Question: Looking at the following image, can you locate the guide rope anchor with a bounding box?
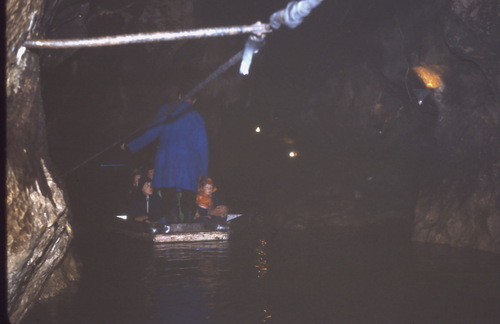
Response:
[239,25,266,75]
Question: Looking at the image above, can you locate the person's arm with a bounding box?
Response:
[193,208,202,220]
[208,192,226,217]
[209,205,228,218]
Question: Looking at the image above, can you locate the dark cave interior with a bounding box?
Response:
[37,0,499,246]
[6,1,500,322]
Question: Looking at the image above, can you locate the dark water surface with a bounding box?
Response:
[22,219,500,324]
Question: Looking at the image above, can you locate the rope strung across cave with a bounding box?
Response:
[24,0,323,48]
[24,23,271,49]
[50,0,324,176]
[270,0,323,29]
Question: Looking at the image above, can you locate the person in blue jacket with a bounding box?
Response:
[122,95,208,223]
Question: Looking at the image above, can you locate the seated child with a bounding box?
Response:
[128,169,144,197]
[194,177,228,223]
[128,176,166,225]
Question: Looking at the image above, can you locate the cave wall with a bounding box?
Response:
[7,1,79,323]
[412,0,500,252]
[291,0,500,251]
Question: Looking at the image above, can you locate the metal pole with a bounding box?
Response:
[23,22,271,49]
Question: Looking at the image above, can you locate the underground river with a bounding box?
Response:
[22,215,500,324]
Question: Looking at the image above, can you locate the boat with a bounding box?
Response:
[110,214,242,243]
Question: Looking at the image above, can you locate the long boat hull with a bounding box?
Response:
[110,215,241,243]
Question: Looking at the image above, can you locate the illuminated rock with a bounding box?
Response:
[6,1,79,323]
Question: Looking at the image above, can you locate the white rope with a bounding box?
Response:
[24,22,271,48]
[270,0,324,29]
[25,1,324,49]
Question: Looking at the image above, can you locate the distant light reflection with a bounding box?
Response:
[255,126,261,133]
[255,239,269,279]
[263,308,272,322]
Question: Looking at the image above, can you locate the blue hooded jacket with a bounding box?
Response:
[127,102,208,192]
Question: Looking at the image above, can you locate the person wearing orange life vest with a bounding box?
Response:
[194,177,228,223]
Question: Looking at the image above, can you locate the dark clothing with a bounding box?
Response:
[194,215,219,223]
[128,192,166,224]
[127,102,209,192]
[195,192,224,223]
[161,188,197,224]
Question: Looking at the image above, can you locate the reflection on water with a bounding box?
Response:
[146,242,231,323]
[22,222,500,324]
[255,239,269,279]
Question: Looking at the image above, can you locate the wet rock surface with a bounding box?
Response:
[7,1,80,323]
[411,0,500,252]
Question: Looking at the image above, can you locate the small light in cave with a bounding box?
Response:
[412,65,443,89]
[289,151,298,158]
[412,88,432,106]
[255,126,261,133]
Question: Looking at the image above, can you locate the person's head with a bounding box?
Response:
[132,172,142,187]
[198,176,216,195]
[202,183,214,196]
[139,177,154,196]
[146,168,155,180]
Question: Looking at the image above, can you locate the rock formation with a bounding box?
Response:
[7,1,79,323]
[246,0,500,252]
[412,0,500,251]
